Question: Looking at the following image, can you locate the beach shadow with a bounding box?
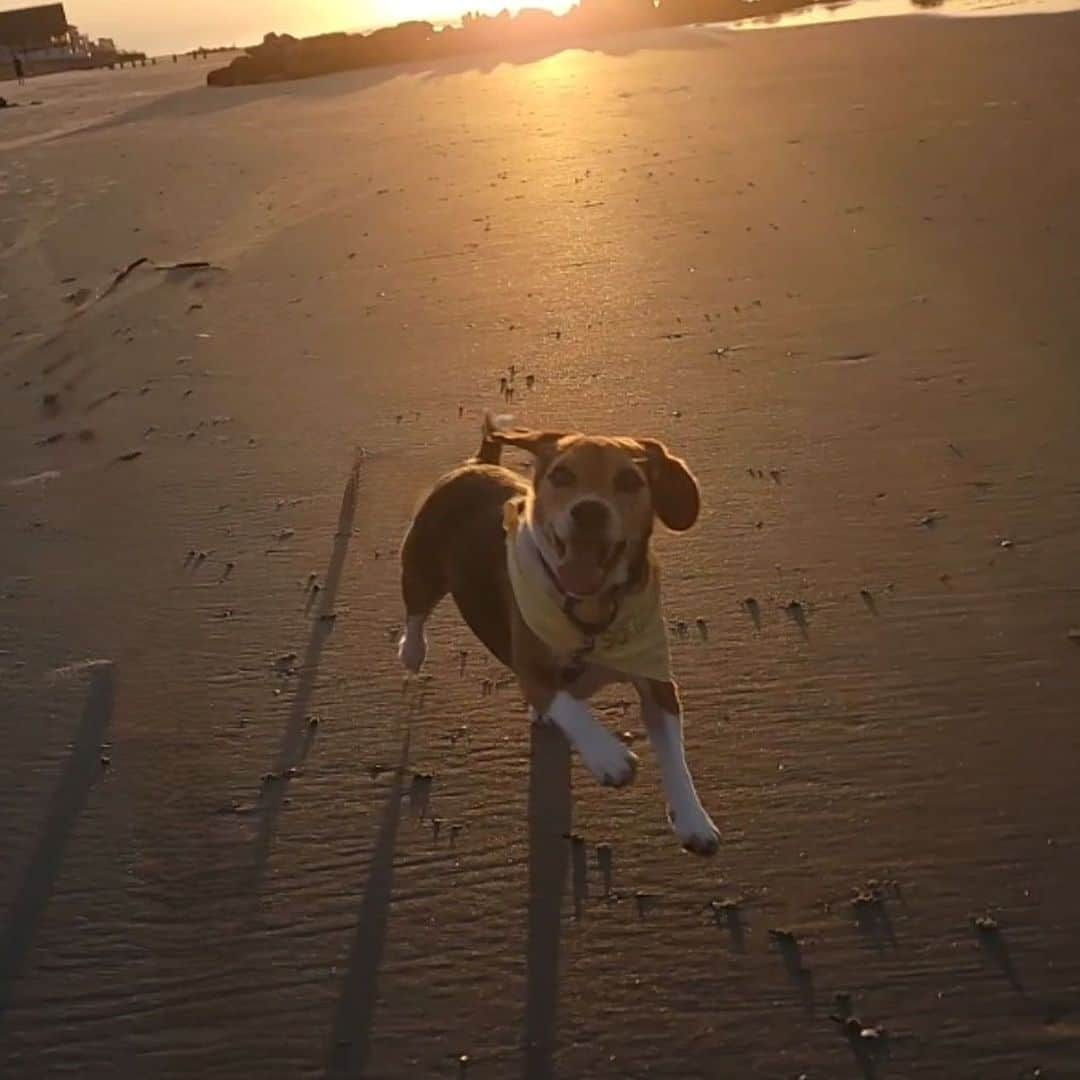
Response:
[50,65,408,138]
[977,928,1024,994]
[567,835,588,920]
[596,844,613,898]
[247,454,362,898]
[843,1027,888,1080]
[743,597,762,631]
[57,27,722,140]
[522,721,572,1080]
[854,897,897,955]
[711,902,747,953]
[325,728,410,1079]
[784,602,810,642]
[771,933,815,1015]
[0,664,113,1027]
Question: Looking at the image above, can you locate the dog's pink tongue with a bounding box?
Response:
[557,558,604,597]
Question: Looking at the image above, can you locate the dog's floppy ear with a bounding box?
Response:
[637,439,700,532]
[489,426,565,459]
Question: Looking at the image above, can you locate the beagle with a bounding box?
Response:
[398,416,720,855]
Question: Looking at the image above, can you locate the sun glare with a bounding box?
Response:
[366,1,575,28]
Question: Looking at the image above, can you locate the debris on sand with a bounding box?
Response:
[708,897,743,931]
[768,927,798,946]
[8,472,62,491]
[100,256,150,300]
[116,449,143,462]
[971,913,1000,935]
[919,511,943,527]
[263,766,301,785]
[273,652,298,675]
[831,1011,887,1046]
[154,259,219,272]
[851,888,887,919]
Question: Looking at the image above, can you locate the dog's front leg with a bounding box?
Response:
[534,690,639,788]
[638,680,719,856]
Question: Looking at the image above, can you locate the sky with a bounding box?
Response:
[0,1,573,56]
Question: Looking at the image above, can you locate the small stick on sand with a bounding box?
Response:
[100,257,150,300]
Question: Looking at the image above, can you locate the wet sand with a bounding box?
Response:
[2,12,1080,1078]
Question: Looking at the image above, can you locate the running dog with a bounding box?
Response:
[398,417,719,855]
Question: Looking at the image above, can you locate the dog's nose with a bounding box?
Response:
[570,500,609,532]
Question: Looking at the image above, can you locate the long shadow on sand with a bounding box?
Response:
[247,455,362,899]
[0,663,114,1027]
[522,722,572,1080]
[325,728,411,1079]
[56,27,722,139]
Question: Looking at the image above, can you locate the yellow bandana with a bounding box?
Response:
[504,500,674,683]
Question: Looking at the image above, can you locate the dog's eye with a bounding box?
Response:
[614,468,645,494]
[548,465,576,488]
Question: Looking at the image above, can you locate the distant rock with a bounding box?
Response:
[207,0,818,88]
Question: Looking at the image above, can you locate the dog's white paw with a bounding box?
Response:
[397,619,427,673]
[668,801,720,857]
[576,727,639,788]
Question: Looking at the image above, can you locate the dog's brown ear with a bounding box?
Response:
[489,427,565,459]
[638,439,700,532]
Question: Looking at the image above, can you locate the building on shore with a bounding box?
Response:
[1,3,142,77]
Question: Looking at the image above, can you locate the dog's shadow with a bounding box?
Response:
[522,721,572,1080]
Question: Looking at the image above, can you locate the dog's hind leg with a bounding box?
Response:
[398,523,447,674]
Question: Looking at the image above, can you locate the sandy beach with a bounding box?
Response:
[2,9,1080,1077]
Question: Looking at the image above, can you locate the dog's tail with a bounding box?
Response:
[475,412,512,465]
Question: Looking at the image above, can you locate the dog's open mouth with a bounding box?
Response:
[550,535,627,598]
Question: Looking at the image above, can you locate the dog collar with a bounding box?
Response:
[530,540,625,638]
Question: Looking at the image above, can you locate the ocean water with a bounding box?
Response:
[725,0,1080,31]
